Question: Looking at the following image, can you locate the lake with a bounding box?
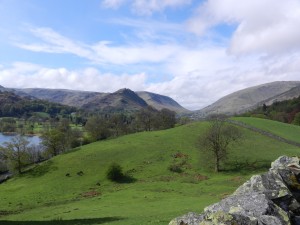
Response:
[0,133,41,146]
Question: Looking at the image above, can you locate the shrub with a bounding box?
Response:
[168,164,183,173]
[106,162,124,182]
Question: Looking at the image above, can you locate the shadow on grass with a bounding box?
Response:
[0,217,124,225]
[115,175,137,184]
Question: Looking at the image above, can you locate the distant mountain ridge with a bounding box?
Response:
[10,87,189,114]
[81,88,149,112]
[0,90,76,117]
[136,91,188,114]
[193,81,300,118]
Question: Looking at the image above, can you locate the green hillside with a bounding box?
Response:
[233,117,300,143]
[0,120,299,225]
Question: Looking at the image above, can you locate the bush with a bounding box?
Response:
[168,164,183,173]
[106,162,124,182]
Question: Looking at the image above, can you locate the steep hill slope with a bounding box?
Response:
[0,120,299,224]
[137,91,190,114]
[262,85,300,106]
[193,81,300,117]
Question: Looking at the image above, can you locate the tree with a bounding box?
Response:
[106,162,124,182]
[199,116,242,172]
[85,116,111,141]
[0,135,31,174]
[157,108,176,129]
[41,129,66,157]
[109,114,127,137]
[135,106,157,131]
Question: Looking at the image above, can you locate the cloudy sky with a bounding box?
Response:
[0,0,300,110]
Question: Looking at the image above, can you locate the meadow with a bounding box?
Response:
[0,118,299,225]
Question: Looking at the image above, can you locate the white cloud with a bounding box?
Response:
[15,26,180,65]
[102,0,192,15]
[188,0,300,55]
[15,27,93,58]
[102,0,126,9]
[0,62,147,92]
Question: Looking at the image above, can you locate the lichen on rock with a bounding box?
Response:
[169,156,300,225]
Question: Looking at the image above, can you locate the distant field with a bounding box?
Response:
[232,117,300,143]
[0,120,299,225]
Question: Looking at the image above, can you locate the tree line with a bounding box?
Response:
[241,96,300,125]
[0,91,77,118]
[0,106,176,174]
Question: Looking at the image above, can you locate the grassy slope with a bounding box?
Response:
[0,121,299,225]
[233,117,300,143]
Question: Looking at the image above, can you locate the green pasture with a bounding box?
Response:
[0,120,299,225]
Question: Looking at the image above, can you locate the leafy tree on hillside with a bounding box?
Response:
[41,118,83,157]
[134,106,176,131]
[109,113,127,137]
[41,129,66,157]
[85,116,111,141]
[198,115,242,172]
[135,106,157,131]
[0,136,31,174]
[157,108,176,129]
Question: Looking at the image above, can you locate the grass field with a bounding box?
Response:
[0,119,299,225]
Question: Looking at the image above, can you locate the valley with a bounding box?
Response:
[0,81,300,224]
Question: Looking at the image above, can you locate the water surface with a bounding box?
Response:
[0,133,41,146]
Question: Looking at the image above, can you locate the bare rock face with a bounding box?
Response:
[169,156,300,225]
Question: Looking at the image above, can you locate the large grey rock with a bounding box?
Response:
[169,156,300,225]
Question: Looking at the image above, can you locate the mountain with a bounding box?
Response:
[261,85,300,106]
[17,87,188,114]
[20,88,106,107]
[136,91,189,114]
[81,88,148,112]
[193,81,300,117]
[0,91,76,117]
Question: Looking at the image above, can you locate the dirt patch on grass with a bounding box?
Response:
[229,176,244,184]
[81,190,101,198]
[194,174,208,181]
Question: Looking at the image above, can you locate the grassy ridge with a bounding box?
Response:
[233,117,300,143]
[0,120,299,225]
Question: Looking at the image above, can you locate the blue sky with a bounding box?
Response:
[0,0,300,110]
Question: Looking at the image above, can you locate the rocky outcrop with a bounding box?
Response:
[169,156,300,225]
